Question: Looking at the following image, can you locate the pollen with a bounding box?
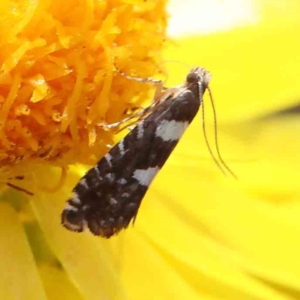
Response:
[0,0,167,180]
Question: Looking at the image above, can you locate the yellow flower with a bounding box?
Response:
[153,1,300,299]
[0,0,167,298]
[2,0,300,299]
[0,0,166,186]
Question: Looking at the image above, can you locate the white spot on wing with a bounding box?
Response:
[105,173,115,182]
[109,198,118,205]
[82,205,90,211]
[62,217,87,232]
[64,203,79,211]
[118,139,125,155]
[105,153,113,167]
[94,166,100,176]
[80,178,89,189]
[137,122,144,139]
[133,167,160,186]
[70,193,81,205]
[63,221,85,232]
[117,178,127,185]
[155,120,189,142]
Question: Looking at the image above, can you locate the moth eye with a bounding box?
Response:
[186,72,199,84]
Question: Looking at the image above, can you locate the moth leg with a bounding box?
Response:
[123,106,143,116]
[98,70,172,131]
[99,92,174,132]
[117,70,163,86]
[115,122,139,134]
[99,114,142,130]
[99,103,158,130]
[126,126,135,131]
[116,69,166,103]
[100,69,184,131]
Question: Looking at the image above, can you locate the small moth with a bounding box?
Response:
[62,67,211,238]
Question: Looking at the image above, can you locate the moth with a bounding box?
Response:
[62,67,213,238]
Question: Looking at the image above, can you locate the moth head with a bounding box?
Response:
[185,66,211,99]
[188,67,211,87]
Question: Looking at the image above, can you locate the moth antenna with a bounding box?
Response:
[116,68,162,85]
[115,67,165,102]
[163,60,192,70]
[201,99,227,176]
[206,86,237,179]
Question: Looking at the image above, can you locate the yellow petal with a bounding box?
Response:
[164,5,300,122]
[30,167,126,300]
[0,0,167,177]
[39,264,83,300]
[0,201,46,299]
[3,1,300,299]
